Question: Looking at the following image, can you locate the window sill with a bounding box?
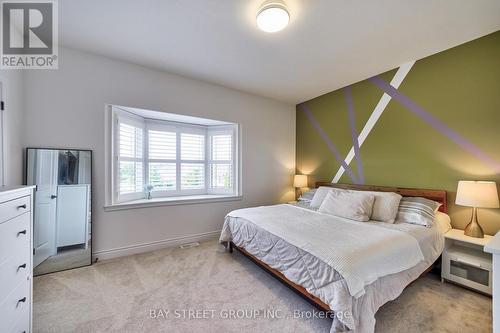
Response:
[104,194,242,211]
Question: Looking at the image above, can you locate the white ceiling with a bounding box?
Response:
[59,0,500,104]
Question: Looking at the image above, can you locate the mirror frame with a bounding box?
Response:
[25,147,93,276]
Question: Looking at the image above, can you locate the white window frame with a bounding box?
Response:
[106,106,241,209]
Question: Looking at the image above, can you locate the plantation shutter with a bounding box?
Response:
[148,129,177,191]
[117,118,144,201]
[209,130,234,193]
[180,133,205,190]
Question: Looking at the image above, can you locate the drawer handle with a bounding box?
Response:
[17,230,27,237]
[18,263,27,271]
[17,204,27,210]
[17,297,26,307]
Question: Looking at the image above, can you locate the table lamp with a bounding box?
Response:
[455,180,499,238]
[293,174,308,200]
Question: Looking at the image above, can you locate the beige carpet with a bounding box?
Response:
[33,240,492,333]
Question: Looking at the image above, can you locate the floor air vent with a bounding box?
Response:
[179,242,200,249]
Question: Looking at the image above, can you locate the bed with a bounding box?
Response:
[219,183,449,333]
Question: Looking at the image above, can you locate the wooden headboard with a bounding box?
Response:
[316,182,448,213]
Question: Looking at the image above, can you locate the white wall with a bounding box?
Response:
[24,47,295,258]
[0,70,25,185]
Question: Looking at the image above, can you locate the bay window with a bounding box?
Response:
[108,106,240,206]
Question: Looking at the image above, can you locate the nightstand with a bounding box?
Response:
[441,229,493,295]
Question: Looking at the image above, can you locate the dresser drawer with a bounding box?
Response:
[0,213,31,299]
[0,215,31,299]
[0,278,30,333]
[0,196,31,224]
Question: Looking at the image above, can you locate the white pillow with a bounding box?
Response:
[310,186,337,209]
[360,191,402,223]
[319,190,375,222]
[435,211,452,234]
[310,187,401,223]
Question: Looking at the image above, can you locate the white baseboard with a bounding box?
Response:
[92,230,221,261]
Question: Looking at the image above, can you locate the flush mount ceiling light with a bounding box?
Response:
[256,1,290,33]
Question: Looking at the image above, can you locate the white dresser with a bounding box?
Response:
[0,186,35,333]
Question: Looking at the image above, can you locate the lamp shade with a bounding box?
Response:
[455,181,500,208]
[293,174,307,188]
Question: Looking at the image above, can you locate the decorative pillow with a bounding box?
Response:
[318,190,375,222]
[361,191,402,223]
[396,197,442,227]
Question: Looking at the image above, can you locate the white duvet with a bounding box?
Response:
[221,204,424,298]
[220,204,446,332]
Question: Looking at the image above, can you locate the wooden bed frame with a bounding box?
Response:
[228,183,447,312]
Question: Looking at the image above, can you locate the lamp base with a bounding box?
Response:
[295,188,302,201]
[464,207,484,238]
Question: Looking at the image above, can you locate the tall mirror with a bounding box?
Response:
[26,148,92,276]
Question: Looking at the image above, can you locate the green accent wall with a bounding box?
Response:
[296,31,500,234]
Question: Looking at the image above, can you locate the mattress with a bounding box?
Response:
[220,204,446,333]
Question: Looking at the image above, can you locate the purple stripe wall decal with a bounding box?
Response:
[300,104,359,184]
[344,86,365,184]
[369,76,500,172]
